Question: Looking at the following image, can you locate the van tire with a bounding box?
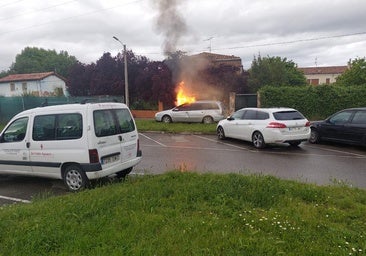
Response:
[116,167,133,179]
[63,165,89,192]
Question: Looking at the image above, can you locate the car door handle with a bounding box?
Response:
[26,142,30,148]
[118,135,122,141]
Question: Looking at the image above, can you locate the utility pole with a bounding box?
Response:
[113,36,129,106]
[204,37,214,52]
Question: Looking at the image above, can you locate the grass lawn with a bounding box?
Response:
[135,119,217,134]
[0,172,365,255]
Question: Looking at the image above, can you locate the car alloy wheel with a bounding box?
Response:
[162,115,172,123]
[203,116,214,124]
[252,131,265,149]
[217,126,226,140]
[309,129,320,144]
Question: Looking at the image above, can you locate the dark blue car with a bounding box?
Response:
[309,108,366,146]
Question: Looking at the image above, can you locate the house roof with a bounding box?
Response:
[298,66,348,75]
[191,52,242,62]
[0,72,66,83]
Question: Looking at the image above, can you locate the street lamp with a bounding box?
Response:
[113,36,129,107]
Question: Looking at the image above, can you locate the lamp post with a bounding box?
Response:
[113,36,129,107]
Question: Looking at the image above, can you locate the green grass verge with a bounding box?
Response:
[0,172,365,255]
[135,119,217,134]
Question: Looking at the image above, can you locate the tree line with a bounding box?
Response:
[1,47,365,109]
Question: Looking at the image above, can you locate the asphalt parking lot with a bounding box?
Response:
[136,133,366,187]
[1,132,366,206]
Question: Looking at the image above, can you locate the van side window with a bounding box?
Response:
[1,117,28,143]
[94,110,118,137]
[94,109,135,137]
[33,114,82,141]
[56,114,82,139]
[115,109,135,133]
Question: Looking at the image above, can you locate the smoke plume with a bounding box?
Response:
[152,0,187,55]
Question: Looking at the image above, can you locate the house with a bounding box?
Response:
[188,52,243,73]
[298,66,348,85]
[0,71,67,97]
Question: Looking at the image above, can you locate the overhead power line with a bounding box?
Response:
[1,0,142,35]
[0,0,77,22]
[214,32,366,51]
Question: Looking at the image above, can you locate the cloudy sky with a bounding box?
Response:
[1,0,366,72]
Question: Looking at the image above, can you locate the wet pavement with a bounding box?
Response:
[135,133,366,188]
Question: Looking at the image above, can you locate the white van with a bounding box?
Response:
[0,102,142,191]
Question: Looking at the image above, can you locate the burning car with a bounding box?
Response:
[155,100,226,124]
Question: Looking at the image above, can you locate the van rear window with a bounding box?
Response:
[94,109,135,137]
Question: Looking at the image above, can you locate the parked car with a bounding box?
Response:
[0,102,142,191]
[217,107,310,148]
[309,107,366,146]
[155,100,225,124]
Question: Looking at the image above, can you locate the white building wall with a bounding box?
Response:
[0,75,66,97]
[305,73,340,84]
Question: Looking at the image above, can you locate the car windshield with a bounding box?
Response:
[273,111,305,120]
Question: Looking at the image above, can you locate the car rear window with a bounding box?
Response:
[273,111,305,120]
[351,111,366,124]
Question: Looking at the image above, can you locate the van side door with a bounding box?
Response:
[0,117,32,174]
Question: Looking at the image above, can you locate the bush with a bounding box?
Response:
[259,85,366,119]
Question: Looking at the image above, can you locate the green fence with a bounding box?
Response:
[0,96,124,124]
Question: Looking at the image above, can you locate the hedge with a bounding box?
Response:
[258,85,366,120]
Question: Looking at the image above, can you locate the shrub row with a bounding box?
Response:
[259,85,366,120]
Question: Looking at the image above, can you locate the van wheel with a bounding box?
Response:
[162,115,172,123]
[203,116,214,124]
[63,165,89,192]
[252,131,266,149]
[116,167,133,179]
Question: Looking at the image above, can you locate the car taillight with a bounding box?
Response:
[305,121,311,127]
[89,149,99,163]
[267,122,287,128]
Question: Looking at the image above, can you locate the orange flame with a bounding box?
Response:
[176,82,196,106]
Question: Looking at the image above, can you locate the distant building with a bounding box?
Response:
[188,52,243,73]
[298,66,348,85]
[0,71,67,97]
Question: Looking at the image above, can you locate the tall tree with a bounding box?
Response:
[67,61,95,96]
[335,57,366,86]
[10,47,77,77]
[248,55,306,91]
[90,53,120,95]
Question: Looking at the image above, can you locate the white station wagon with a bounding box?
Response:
[0,102,142,191]
[217,107,310,148]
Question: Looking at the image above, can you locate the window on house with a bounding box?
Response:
[326,78,330,84]
[10,83,15,91]
[22,82,27,92]
[310,79,319,85]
